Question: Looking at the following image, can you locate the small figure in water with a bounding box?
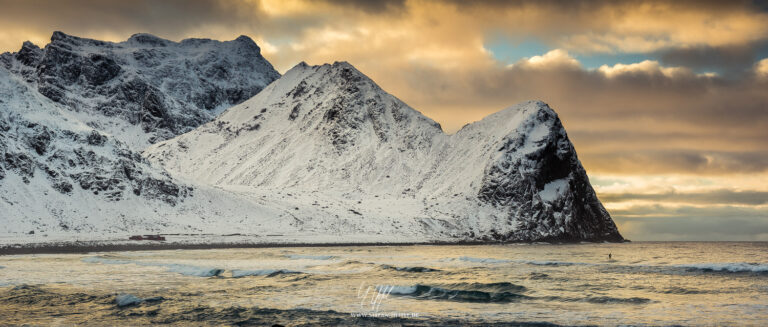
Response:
[608,253,612,260]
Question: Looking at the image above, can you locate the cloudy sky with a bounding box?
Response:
[1,0,767,241]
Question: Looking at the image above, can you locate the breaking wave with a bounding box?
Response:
[81,256,132,265]
[163,265,224,277]
[673,263,768,274]
[82,256,223,276]
[377,282,527,303]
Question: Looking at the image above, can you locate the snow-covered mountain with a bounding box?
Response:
[0,31,280,150]
[0,63,317,237]
[0,31,621,243]
[146,62,623,242]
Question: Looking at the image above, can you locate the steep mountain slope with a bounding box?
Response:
[146,62,623,242]
[0,31,280,149]
[0,65,302,237]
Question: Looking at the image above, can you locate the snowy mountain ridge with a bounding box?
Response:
[146,62,623,242]
[0,62,317,238]
[0,31,280,150]
[0,33,622,243]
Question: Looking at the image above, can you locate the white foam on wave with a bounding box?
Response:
[674,263,768,273]
[376,285,417,295]
[81,256,132,265]
[82,256,222,277]
[163,264,224,277]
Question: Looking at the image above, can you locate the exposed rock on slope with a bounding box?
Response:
[0,31,280,149]
[0,60,294,237]
[146,62,623,242]
[0,65,190,232]
[0,35,299,238]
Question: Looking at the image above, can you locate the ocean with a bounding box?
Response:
[1,242,766,326]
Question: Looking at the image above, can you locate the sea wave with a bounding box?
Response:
[81,256,132,265]
[455,256,512,264]
[541,295,651,305]
[231,269,302,277]
[83,256,223,276]
[377,282,527,303]
[163,264,224,277]
[582,296,651,304]
[454,257,593,266]
[380,264,441,272]
[285,254,336,260]
[673,263,768,274]
[660,286,705,294]
[527,272,551,280]
[514,260,590,266]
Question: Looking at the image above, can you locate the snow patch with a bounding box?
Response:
[539,179,569,203]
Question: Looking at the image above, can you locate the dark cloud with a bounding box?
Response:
[0,0,265,39]
[580,151,768,174]
[657,42,768,75]
[612,204,768,240]
[601,190,768,205]
[617,215,768,241]
[322,0,406,13]
[441,0,755,10]
[612,204,767,217]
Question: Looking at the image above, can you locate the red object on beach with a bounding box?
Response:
[128,235,166,241]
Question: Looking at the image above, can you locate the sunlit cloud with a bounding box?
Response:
[757,58,768,78]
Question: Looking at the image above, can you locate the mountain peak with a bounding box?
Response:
[49,31,112,48]
[50,31,69,41]
[331,60,354,68]
[234,35,255,44]
[3,32,280,150]
[126,33,171,46]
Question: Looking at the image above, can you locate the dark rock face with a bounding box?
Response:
[1,31,281,148]
[0,97,189,205]
[478,104,623,242]
[280,62,440,151]
[15,42,42,66]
